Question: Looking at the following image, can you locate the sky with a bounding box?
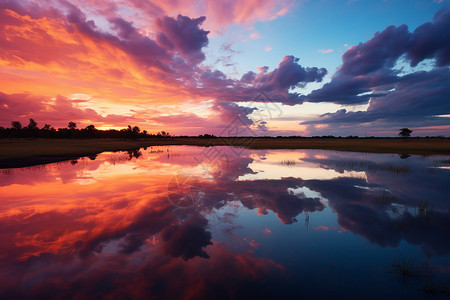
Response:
[0,0,449,136]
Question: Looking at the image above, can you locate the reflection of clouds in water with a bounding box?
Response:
[161,213,212,260]
[307,177,450,256]
[0,146,449,298]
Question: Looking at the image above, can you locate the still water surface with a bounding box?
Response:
[1,146,450,299]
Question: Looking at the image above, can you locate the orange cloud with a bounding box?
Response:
[0,8,187,106]
[0,2,323,136]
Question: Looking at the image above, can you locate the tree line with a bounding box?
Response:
[0,119,171,139]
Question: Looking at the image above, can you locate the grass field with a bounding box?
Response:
[1,137,449,168]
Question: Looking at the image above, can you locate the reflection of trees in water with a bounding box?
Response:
[317,159,410,174]
[389,254,450,296]
[127,149,142,160]
[304,211,310,231]
[280,160,296,167]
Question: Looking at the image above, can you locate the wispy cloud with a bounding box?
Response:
[249,31,261,39]
[318,49,333,53]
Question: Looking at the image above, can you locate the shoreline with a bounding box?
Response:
[1,137,450,169]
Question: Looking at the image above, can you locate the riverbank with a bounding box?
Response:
[1,137,449,168]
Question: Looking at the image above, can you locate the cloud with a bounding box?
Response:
[0,92,141,128]
[192,55,327,105]
[300,7,450,133]
[407,7,450,67]
[317,49,333,53]
[63,0,293,34]
[155,15,209,65]
[0,1,327,131]
[212,102,257,126]
[249,31,261,39]
[160,213,212,260]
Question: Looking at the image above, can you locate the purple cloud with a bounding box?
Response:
[186,55,327,106]
[407,8,450,67]
[301,7,450,133]
[156,15,209,65]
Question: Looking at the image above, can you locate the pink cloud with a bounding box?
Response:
[0,1,328,135]
[265,46,273,51]
[72,0,293,34]
[0,92,141,129]
[318,49,333,53]
[249,31,261,39]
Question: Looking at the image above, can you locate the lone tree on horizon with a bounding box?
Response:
[399,128,412,137]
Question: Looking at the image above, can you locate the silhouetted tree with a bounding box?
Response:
[85,124,96,131]
[127,150,142,160]
[158,131,170,137]
[68,122,77,130]
[26,118,38,130]
[1,119,152,139]
[399,128,412,137]
[11,121,22,130]
[43,124,52,131]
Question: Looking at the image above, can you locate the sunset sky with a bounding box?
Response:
[0,0,449,136]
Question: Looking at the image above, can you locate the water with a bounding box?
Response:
[1,146,450,299]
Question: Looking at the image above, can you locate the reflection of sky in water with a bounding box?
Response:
[0,146,450,299]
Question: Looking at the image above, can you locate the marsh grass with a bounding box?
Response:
[415,202,434,219]
[422,281,450,295]
[391,256,429,278]
[375,191,397,206]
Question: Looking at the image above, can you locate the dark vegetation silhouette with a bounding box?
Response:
[0,119,170,139]
[399,128,413,137]
[0,120,447,140]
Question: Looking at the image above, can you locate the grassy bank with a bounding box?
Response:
[1,137,449,168]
